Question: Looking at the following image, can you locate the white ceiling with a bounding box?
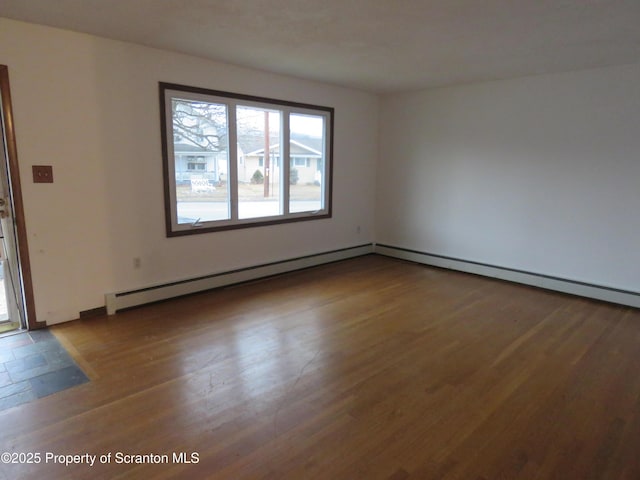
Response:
[1,0,640,93]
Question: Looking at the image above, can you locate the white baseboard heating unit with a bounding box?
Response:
[105,244,374,315]
[375,243,640,309]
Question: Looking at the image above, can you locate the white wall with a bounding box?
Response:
[378,64,640,292]
[4,17,638,324]
[0,18,378,324]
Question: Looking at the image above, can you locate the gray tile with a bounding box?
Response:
[0,380,31,399]
[0,371,11,388]
[7,362,60,382]
[28,329,55,343]
[42,349,75,369]
[0,389,36,411]
[29,365,89,398]
[0,350,15,363]
[0,333,32,349]
[4,353,47,374]
[0,330,90,409]
[11,338,61,359]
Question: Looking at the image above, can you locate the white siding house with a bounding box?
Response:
[238,135,323,185]
[173,141,227,184]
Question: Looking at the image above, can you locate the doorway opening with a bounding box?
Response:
[0,65,38,333]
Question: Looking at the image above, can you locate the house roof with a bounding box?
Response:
[174,133,322,157]
[173,142,212,154]
[239,133,323,157]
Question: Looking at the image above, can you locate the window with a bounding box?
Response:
[187,155,206,171]
[160,83,333,236]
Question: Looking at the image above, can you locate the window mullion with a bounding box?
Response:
[282,110,290,216]
[227,103,239,221]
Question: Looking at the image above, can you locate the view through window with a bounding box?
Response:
[160,83,333,236]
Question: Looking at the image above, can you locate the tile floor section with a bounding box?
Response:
[0,329,89,411]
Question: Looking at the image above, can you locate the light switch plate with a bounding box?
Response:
[33,165,53,183]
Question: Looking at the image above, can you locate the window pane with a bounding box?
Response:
[172,98,230,224]
[162,83,332,236]
[289,113,325,213]
[236,106,282,219]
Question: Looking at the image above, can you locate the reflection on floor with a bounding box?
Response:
[0,329,88,411]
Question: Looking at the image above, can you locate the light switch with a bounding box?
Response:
[33,165,53,183]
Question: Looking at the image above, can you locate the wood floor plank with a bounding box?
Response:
[0,255,639,479]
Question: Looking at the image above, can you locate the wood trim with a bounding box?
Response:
[158,84,174,237]
[0,65,40,330]
[158,82,334,237]
[158,81,335,113]
[79,306,108,319]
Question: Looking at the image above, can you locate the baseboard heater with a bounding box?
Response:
[375,243,640,309]
[105,243,374,314]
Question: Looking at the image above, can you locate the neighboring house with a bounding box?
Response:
[173,141,227,184]
[238,133,324,184]
[174,134,323,185]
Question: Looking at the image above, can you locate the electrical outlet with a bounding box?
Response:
[133,257,141,269]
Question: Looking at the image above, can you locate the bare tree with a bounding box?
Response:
[172,99,273,151]
[172,99,227,151]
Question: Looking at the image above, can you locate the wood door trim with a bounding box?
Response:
[0,65,40,330]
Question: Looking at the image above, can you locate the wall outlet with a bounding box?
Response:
[133,257,141,269]
[356,225,361,234]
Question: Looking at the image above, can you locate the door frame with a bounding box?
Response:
[0,65,39,330]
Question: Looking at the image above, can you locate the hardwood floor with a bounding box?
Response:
[1,255,639,479]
